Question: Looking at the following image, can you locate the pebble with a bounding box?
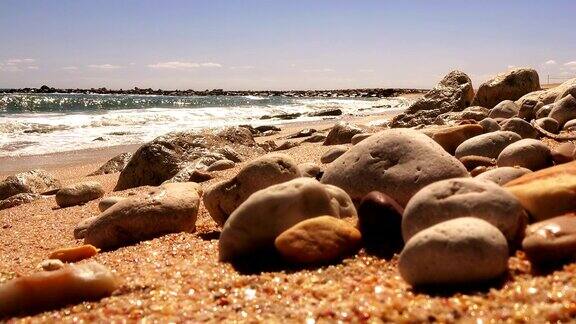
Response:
[551,142,576,164]
[424,124,484,155]
[37,259,64,271]
[320,145,348,164]
[323,122,363,145]
[81,182,201,249]
[458,155,496,171]
[488,100,519,119]
[496,139,553,171]
[206,159,236,171]
[274,216,361,264]
[455,131,521,159]
[0,169,60,200]
[549,94,576,126]
[475,166,532,186]
[402,178,527,244]
[321,129,468,206]
[219,178,356,261]
[49,244,100,263]
[0,193,41,211]
[505,161,576,221]
[98,196,125,212]
[357,191,404,254]
[534,117,559,134]
[562,119,576,131]
[351,133,371,145]
[478,117,501,132]
[0,262,118,317]
[399,217,509,287]
[204,153,301,226]
[55,181,105,208]
[522,214,576,264]
[500,118,538,139]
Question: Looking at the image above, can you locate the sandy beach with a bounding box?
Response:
[3,98,576,322]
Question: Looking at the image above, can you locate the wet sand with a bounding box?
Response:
[2,103,576,322]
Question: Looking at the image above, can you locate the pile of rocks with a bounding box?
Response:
[0,169,60,210]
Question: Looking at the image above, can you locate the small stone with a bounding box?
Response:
[323,122,363,145]
[206,159,235,171]
[274,141,300,151]
[320,145,348,164]
[399,217,509,287]
[301,134,327,143]
[551,142,576,164]
[357,192,404,255]
[286,128,316,139]
[562,119,576,131]
[470,166,492,176]
[518,99,544,121]
[522,214,576,264]
[500,118,538,139]
[49,244,100,263]
[166,167,213,183]
[55,181,105,208]
[204,154,301,226]
[461,106,490,121]
[0,193,40,210]
[489,100,519,119]
[424,124,484,155]
[402,178,527,244]
[0,262,118,317]
[0,169,60,200]
[298,163,323,179]
[475,166,532,186]
[535,104,554,119]
[549,94,576,126]
[89,152,132,176]
[534,117,559,134]
[274,216,361,264]
[478,118,501,133]
[219,178,356,261]
[351,133,371,145]
[496,139,553,171]
[455,131,521,159]
[37,259,64,271]
[98,196,125,212]
[458,155,496,171]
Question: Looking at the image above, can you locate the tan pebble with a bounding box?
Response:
[49,244,100,263]
[37,259,64,271]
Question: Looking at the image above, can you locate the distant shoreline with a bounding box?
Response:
[0,85,428,98]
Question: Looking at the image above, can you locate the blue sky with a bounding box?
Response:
[1,0,575,90]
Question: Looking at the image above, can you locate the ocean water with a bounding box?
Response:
[0,93,409,157]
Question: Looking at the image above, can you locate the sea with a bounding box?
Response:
[0,93,409,157]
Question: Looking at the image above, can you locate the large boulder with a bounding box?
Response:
[390,71,474,127]
[79,182,201,249]
[203,153,301,226]
[454,131,521,159]
[218,178,356,261]
[472,68,540,109]
[401,178,527,244]
[516,78,576,106]
[0,169,60,200]
[115,127,263,190]
[321,129,468,206]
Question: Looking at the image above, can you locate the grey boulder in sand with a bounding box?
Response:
[496,139,552,171]
[401,178,527,244]
[80,182,202,249]
[321,129,468,206]
[218,178,356,261]
[203,153,301,226]
[472,68,540,109]
[56,181,105,208]
[455,131,521,159]
[0,169,60,200]
[475,166,532,186]
[399,217,508,287]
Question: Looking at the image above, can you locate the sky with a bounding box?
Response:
[1,0,575,90]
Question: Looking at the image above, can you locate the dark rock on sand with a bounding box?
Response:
[307,108,343,117]
[323,122,363,145]
[357,191,404,255]
[286,128,317,139]
[522,214,576,264]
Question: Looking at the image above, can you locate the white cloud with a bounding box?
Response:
[26,66,39,70]
[62,66,78,71]
[358,69,375,73]
[303,68,334,73]
[147,61,222,69]
[507,65,516,70]
[0,58,37,71]
[229,65,255,70]
[544,60,557,65]
[87,64,122,69]
[564,61,576,67]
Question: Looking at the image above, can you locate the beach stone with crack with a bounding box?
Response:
[391,70,474,127]
[534,117,559,134]
[475,166,532,186]
[89,152,132,176]
[0,169,60,200]
[548,94,576,126]
[56,181,105,208]
[0,262,118,317]
[472,68,540,108]
[479,118,501,133]
[98,196,125,212]
[323,122,363,145]
[351,133,371,145]
[496,139,552,171]
[505,161,576,221]
[204,153,301,226]
[399,217,509,287]
[274,216,361,264]
[298,162,323,179]
[458,156,496,171]
[321,128,468,206]
[0,193,41,210]
[219,177,357,261]
[522,214,576,264]
[423,124,484,155]
[357,191,404,254]
[82,182,201,249]
[320,145,348,164]
[402,178,527,244]
[206,159,235,171]
[115,127,262,190]
[500,118,538,139]
[488,100,519,119]
[454,131,521,159]
[551,142,576,164]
